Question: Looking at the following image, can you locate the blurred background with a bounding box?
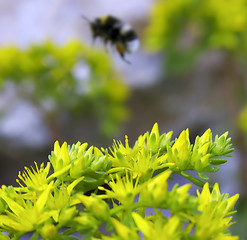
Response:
[0,0,246,237]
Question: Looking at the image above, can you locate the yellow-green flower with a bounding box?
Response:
[46,176,84,211]
[0,186,25,210]
[58,205,77,226]
[69,142,90,179]
[49,141,111,182]
[167,129,191,170]
[198,129,212,145]
[135,123,173,156]
[132,212,182,240]
[109,135,140,170]
[0,123,239,239]
[191,129,212,172]
[211,132,233,156]
[99,172,145,205]
[73,194,109,220]
[142,170,172,203]
[16,162,51,196]
[174,184,192,205]
[110,217,139,240]
[195,182,239,239]
[0,182,54,233]
[109,135,174,181]
[49,141,72,176]
[74,213,98,230]
[40,223,57,240]
[45,176,84,222]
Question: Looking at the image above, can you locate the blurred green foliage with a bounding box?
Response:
[145,0,247,74]
[238,105,247,137]
[0,41,129,137]
[231,198,247,238]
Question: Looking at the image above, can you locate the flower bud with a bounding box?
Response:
[58,206,77,226]
[144,170,172,202]
[90,156,105,171]
[74,213,97,229]
[76,194,109,220]
[211,132,233,155]
[40,224,57,240]
[167,129,191,170]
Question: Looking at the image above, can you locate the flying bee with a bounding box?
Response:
[82,15,139,64]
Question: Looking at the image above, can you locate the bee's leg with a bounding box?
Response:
[119,51,131,64]
[116,43,131,64]
[121,56,131,64]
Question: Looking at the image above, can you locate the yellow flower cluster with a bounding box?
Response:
[0,123,239,239]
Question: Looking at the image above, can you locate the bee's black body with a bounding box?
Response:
[91,16,121,43]
[84,15,139,63]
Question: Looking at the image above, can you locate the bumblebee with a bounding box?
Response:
[83,15,139,64]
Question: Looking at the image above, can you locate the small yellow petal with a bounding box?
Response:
[199,129,212,144]
[54,141,61,156]
[111,218,139,240]
[226,194,239,213]
[197,182,210,202]
[150,122,160,138]
[61,142,70,165]
[132,212,152,237]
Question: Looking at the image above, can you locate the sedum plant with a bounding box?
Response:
[238,105,247,137]
[145,0,247,75]
[0,41,129,136]
[0,123,239,239]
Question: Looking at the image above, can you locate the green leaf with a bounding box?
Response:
[209,158,227,165]
[198,172,209,181]
[83,177,98,183]
[203,165,220,172]
[180,171,206,187]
